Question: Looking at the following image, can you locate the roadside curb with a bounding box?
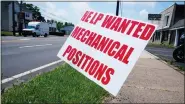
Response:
[145,50,184,75]
[2,60,63,84]
[1,61,65,94]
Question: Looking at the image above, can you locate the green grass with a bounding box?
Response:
[177,66,185,71]
[164,59,184,71]
[1,63,109,103]
[147,43,174,48]
[1,31,13,36]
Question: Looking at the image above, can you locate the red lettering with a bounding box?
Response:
[110,17,122,31]
[67,48,77,61]
[117,19,131,33]
[71,26,82,38]
[140,24,156,40]
[85,57,94,72]
[94,63,108,81]
[91,35,102,49]
[90,12,98,24]
[81,55,92,70]
[76,28,85,40]
[72,51,82,65]
[122,47,134,64]
[81,11,89,21]
[94,13,104,24]
[127,21,139,35]
[62,45,72,57]
[103,39,113,54]
[132,23,146,38]
[96,37,110,52]
[101,68,115,85]
[81,30,90,42]
[114,44,128,62]
[84,11,94,22]
[107,41,120,56]
[77,54,86,67]
[88,60,100,75]
[101,15,117,28]
[85,32,97,45]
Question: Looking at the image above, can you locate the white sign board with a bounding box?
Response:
[57,10,157,96]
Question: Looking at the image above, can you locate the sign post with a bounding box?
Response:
[57,11,157,96]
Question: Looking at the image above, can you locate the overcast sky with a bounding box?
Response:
[27,1,184,24]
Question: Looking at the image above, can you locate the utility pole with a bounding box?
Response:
[116,0,119,16]
[19,0,23,36]
[12,1,15,36]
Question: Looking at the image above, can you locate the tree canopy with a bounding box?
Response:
[23,3,45,22]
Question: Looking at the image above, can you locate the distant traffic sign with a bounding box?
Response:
[148,14,161,20]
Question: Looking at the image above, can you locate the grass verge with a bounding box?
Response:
[1,31,13,36]
[147,43,174,48]
[162,58,184,71]
[1,63,109,103]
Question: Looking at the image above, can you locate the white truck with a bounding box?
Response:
[22,22,49,37]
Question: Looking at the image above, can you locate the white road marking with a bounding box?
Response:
[1,60,63,84]
[19,44,52,48]
[20,38,30,40]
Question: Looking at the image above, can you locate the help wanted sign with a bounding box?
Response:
[57,10,157,96]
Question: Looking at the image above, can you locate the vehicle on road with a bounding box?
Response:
[22,22,49,37]
[173,33,184,62]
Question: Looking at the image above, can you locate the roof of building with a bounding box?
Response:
[1,1,12,6]
[22,4,33,13]
[171,19,184,29]
[160,3,184,14]
[160,3,176,14]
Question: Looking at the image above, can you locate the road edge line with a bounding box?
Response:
[1,60,63,84]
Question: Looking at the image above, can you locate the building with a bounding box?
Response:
[46,20,57,32]
[60,25,74,35]
[150,3,184,47]
[1,1,33,32]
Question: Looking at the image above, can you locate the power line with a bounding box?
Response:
[42,13,63,22]
[30,4,69,22]
[39,8,69,22]
[119,1,123,17]
[121,2,123,16]
[120,1,121,16]
[24,3,70,22]
[41,13,63,23]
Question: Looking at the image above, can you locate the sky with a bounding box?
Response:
[27,1,184,25]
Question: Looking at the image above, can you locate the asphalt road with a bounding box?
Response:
[2,36,183,81]
[145,46,184,68]
[2,36,68,79]
[145,47,174,60]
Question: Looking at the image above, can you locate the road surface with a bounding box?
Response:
[145,46,184,68]
[2,36,68,79]
[2,36,183,81]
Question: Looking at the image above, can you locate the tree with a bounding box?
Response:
[57,22,64,31]
[63,22,74,26]
[64,22,68,26]
[23,3,45,22]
